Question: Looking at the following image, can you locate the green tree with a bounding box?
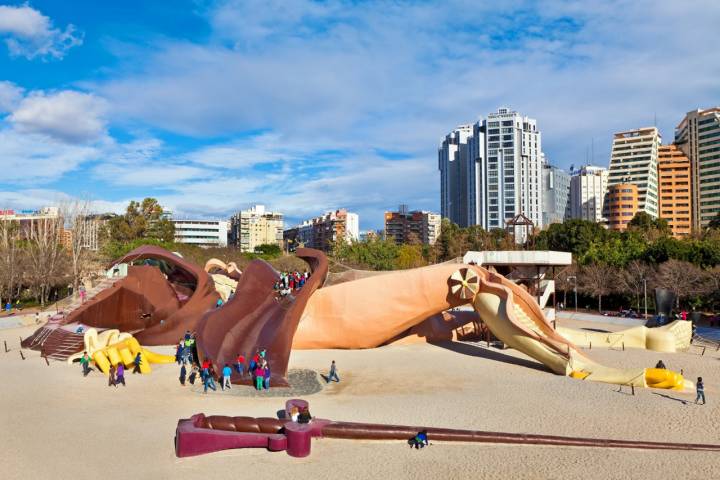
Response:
[707,211,720,230]
[434,218,469,261]
[254,243,282,257]
[106,198,174,243]
[332,237,400,271]
[395,244,427,269]
[534,219,608,259]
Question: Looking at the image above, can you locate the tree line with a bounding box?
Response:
[330,213,720,313]
[0,198,307,309]
[0,201,100,308]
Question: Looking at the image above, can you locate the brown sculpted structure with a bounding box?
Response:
[195,248,328,387]
[109,246,220,345]
[22,244,690,390]
[22,245,220,357]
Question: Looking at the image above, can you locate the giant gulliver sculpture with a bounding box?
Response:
[23,245,692,390]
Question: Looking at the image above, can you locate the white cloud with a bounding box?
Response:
[0,4,82,60]
[0,188,71,210]
[0,129,99,183]
[95,0,720,166]
[182,132,334,168]
[97,163,209,187]
[0,81,23,112]
[0,189,129,215]
[0,4,83,60]
[5,1,720,229]
[9,90,108,143]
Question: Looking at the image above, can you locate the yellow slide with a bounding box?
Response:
[451,267,692,391]
[556,320,692,353]
[68,328,175,374]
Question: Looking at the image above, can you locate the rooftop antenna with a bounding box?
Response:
[654,112,657,127]
[591,138,594,165]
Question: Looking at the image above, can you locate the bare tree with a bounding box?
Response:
[26,215,67,305]
[617,260,654,312]
[555,263,578,309]
[655,259,705,309]
[702,266,720,310]
[62,200,96,295]
[579,263,617,312]
[0,220,22,308]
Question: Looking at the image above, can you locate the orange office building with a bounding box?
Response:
[606,183,639,231]
[657,145,692,238]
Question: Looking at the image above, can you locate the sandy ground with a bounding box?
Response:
[1,323,719,480]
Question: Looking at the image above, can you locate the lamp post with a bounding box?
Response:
[568,275,578,313]
[643,277,648,319]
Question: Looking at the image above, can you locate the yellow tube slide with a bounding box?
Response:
[458,267,693,391]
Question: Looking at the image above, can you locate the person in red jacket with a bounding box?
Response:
[235,353,245,377]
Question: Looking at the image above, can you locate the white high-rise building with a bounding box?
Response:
[675,107,720,229]
[607,127,660,219]
[439,108,544,239]
[570,165,609,222]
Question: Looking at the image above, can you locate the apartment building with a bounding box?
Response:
[384,205,441,245]
[439,108,544,242]
[657,145,692,237]
[569,165,608,223]
[284,209,359,253]
[172,219,229,248]
[675,107,720,229]
[606,183,639,231]
[607,127,660,219]
[541,162,570,225]
[229,205,284,252]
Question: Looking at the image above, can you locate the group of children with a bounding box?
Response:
[175,331,197,366]
[274,271,310,297]
[77,350,143,388]
[178,348,272,393]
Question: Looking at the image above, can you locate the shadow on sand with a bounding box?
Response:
[651,392,689,405]
[429,341,550,373]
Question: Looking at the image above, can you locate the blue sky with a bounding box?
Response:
[0,1,718,230]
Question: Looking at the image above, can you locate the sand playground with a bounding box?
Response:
[2,316,718,480]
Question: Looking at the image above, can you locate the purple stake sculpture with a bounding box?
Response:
[175,399,720,458]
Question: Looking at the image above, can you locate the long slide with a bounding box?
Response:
[460,266,690,390]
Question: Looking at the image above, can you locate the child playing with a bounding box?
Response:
[116,363,126,386]
[696,377,706,405]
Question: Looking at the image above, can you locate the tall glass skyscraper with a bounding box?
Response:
[439,108,544,236]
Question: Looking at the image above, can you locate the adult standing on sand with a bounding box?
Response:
[327,360,340,383]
